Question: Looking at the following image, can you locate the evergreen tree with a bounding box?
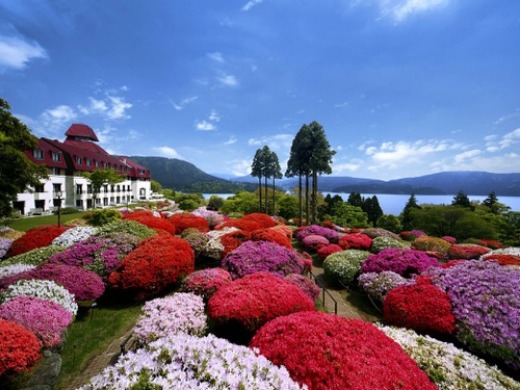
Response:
[266,150,282,214]
[452,190,472,208]
[363,195,383,227]
[401,193,421,230]
[347,192,363,208]
[482,191,500,213]
[251,148,266,211]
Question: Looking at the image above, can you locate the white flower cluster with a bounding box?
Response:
[133,292,207,343]
[80,333,306,390]
[1,279,78,316]
[480,246,520,260]
[0,263,36,278]
[378,325,519,390]
[52,226,99,247]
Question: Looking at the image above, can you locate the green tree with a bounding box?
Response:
[150,180,163,194]
[330,202,369,228]
[220,191,259,215]
[83,168,124,208]
[377,214,403,233]
[251,148,266,211]
[363,195,383,227]
[401,193,421,230]
[277,193,300,221]
[207,195,225,211]
[347,192,363,208]
[452,190,472,209]
[265,149,283,214]
[0,98,47,217]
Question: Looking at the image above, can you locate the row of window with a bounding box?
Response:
[34,150,60,161]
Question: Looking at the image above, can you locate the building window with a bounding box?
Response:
[103,162,108,168]
[76,156,82,165]
[103,185,108,193]
[33,150,44,159]
[76,184,83,195]
[86,158,91,166]
[34,184,45,193]
[53,167,60,175]
[53,183,62,194]
[111,185,115,193]
[139,169,145,175]
[116,185,120,192]
[87,184,93,194]
[95,160,99,168]
[51,152,60,161]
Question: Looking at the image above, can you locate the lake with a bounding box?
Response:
[204,193,520,216]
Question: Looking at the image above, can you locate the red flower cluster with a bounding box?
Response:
[476,239,502,249]
[181,267,232,300]
[441,259,467,268]
[448,244,490,260]
[123,211,175,235]
[108,235,194,298]
[250,311,437,390]
[483,254,520,266]
[217,212,276,232]
[220,230,251,257]
[207,272,314,339]
[6,225,67,257]
[317,244,343,261]
[338,233,372,250]
[250,228,292,249]
[383,280,456,336]
[168,213,209,234]
[0,319,41,375]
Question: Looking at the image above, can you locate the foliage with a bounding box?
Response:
[329,202,369,228]
[323,249,371,286]
[7,225,67,257]
[362,195,383,226]
[82,209,122,226]
[370,235,410,253]
[250,311,437,390]
[206,195,225,211]
[361,248,440,277]
[180,268,232,301]
[412,235,452,258]
[0,319,41,375]
[0,245,65,267]
[220,191,260,215]
[82,168,124,208]
[96,219,156,240]
[377,214,403,233]
[452,190,472,208]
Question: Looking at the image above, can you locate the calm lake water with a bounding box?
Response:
[204,193,520,216]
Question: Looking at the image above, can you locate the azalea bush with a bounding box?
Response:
[380,325,519,390]
[294,224,339,243]
[0,238,13,259]
[123,211,176,234]
[51,226,98,247]
[180,267,232,300]
[1,279,78,316]
[0,319,41,376]
[285,273,320,301]
[191,207,225,228]
[0,245,65,267]
[207,272,315,343]
[96,220,156,240]
[0,227,24,240]
[221,240,311,279]
[447,243,490,260]
[364,227,401,240]
[250,311,437,390]
[357,271,409,306]
[426,261,520,372]
[316,244,343,261]
[217,212,276,232]
[370,235,409,253]
[108,234,194,299]
[383,279,456,336]
[412,236,452,258]
[0,264,36,278]
[338,233,372,250]
[133,293,206,344]
[80,333,304,390]
[481,247,520,267]
[302,234,329,251]
[249,227,292,249]
[168,213,209,234]
[361,248,440,278]
[323,249,371,287]
[219,229,251,257]
[0,296,73,348]
[400,230,427,241]
[180,230,209,258]
[7,225,67,257]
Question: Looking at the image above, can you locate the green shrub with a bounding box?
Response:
[83,209,122,226]
[96,220,156,240]
[1,245,66,266]
[323,249,371,287]
[370,236,409,253]
[411,236,451,258]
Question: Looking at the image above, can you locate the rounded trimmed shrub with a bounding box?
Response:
[0,319,41,375]
[361,248,441,278]
[358,271,410,306]
[370,235,410,253]
[302,234,329,251]
[284,273,320,301]
[250,227,292,249]
[317,244,343,261]
[339,233,372,250]
[447,243,490,260]
[323,249,371,287]
[294,224,339,243]
[7,225,68,257]
[168,213,209,234]
[123,211,175,234]
[180,267,232,300]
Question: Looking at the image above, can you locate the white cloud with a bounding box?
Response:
[0,34,47,70]
[242,0,263,12]
[106,96,132,120]
[375,0,448,23]
[153,146,183,159]
[333,162,362,174]
[248,133,294,151]
[453,149,481,164]
[223,136,237,145]
[485,128,520,151]
[209,110,221,122]
[227,159,251,176]
[207,52,225,63]
[41,105,77,132]
[78,95,132,120]
[195,120,216,131]
[334,101,349,108]
[171,96,198,111]
[217,73,238,87]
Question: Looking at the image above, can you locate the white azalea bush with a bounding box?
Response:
[1,279,78,316]
[52,226,98,247]
[133,292,207,343]
[79,333,306,390]
[0,264,36,278]
[379,325,519,390]
[323,249,371,287]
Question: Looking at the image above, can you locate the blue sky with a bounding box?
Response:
[1,0,519,180]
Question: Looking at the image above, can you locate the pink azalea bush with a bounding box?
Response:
[294,224,339,243]
[302,234,329,251]
[180,267,232,300]
[361,248,441,278]
[285,273,320,301]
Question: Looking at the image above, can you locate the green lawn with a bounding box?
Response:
[3,213,84,232]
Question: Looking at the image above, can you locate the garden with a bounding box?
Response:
[0,202,518,389]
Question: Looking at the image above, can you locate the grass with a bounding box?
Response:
[3,213,84,232]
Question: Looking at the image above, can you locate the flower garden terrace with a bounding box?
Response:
[0,206,518,390]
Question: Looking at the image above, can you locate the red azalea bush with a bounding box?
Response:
[6,225,68,257]
[250,311,437,390]
[338,233,372,250]
[207,272,315,343]
[442,236,457,244]
[465,238,502,249]
[361,248,441,277]
[123,211,175,235]
[249,228,292,249]
[168,213,209,234]
[268,224,293,240]
[448,244,490,260]
[180,268,232,300]
[383,279,456,336]
[302,234,329,251]
[108,235,194,299]
[240,212,277,229]
[0,319,41,375]
[220,230,251,257]
[441,259,467,268]
[217,219,263,232]
[317,244,343,261]
[482,253,520,267]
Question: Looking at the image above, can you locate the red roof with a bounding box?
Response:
[65,123,99,141]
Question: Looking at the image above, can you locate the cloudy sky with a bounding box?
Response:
[1,0,519,180]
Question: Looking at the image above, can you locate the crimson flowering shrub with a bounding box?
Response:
[0,319,41,375]
[6,225,68,257]
[317,244,343,261]
[123,211,175,234]
[294,224,339,243]
[240,212,277,228]
[302,234,329,251]
[482,254,520,267]
[217,219,263,232]
[441,259,467,268]
[426,261,520,372]
[108,235,194,299]
[361,248,440,278]
[221,240,310,279]
[448,244,489,260]
[0,296,72,348]
[268,224,293,240]
[400,230,427,241]
[338,233,372,250]
[249,228,292,249]
[250,311,437,390]
[465,238,502,249]
[180,267,232,300]
[285,273,320,301]
[168,213,209,234]
[412,236,452,259]
[383,278,456,336]
[220,230,251,257]
[208,272,315,343]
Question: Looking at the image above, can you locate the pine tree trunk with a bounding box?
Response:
[298,174,303,227]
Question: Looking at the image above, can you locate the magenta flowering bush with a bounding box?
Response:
[285,273,320,301]
[0,296,72,348]
[302,234,330,251]
[426,261,520,373]
[294,224,339,243]
[180,268,232,300]
[134,292,207,344]
[361,248,441,278]
[221,240,310,279]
